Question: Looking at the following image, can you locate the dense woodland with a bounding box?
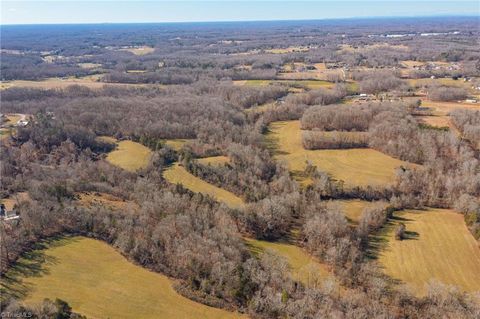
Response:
[1,17,480,318]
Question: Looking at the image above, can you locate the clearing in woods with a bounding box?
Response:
[330,199,383,224]
[266,120,414,188]
[377,209,480,296]
[163,138,194,151]
[76,192,139,211]
[106,140,152,172]
[233,79,335,89]
[119,46,155,55]
[197,156,230,166]
[163,163,244,208]
[0,237,245,319]
[420,100,480,116]
[245,238,335,288]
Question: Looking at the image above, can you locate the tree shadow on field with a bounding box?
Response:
[263,128,289,156]
[0,235,74,301]
[366,213,418,260]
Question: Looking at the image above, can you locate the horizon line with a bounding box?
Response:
[1,14,478,27]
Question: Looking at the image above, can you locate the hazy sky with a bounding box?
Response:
[1,1,479,25]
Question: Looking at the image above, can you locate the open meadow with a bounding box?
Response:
[377,209,480,296]
[245,238,334,287]
[266,120,414,187]
[106,140,153,172]
[197,156,230,166]
[1,237,245,319]
[163,163,244,208]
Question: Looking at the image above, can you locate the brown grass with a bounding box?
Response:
[245,238,336,288]
[106,140,152,172]
[119,46,155,55]
[1,236,245,319]
[378,209,480,296]
[266,121,415,188]
[163,163,244,208]
[76,192,138,211]
[197,156,230,166]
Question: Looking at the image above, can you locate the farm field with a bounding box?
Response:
[245,238,334,287]
[0,75,167,90]
[266,120,414,187]
[163,163,244,208]
[330,199,382,224]
[417,115,453,129]
[378,209,480,296]
[233,79,335,89]
[264,46,310,54]
[1,236,245,319]
[420,100,480,116]
[106,140,152,172]
[197,156,230,166]
[76,192,138,211]
[119,46,155,55]
[163,138,194,151]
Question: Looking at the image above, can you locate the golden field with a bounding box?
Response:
[330,199,380,224]
[163,163,244,208]
[106,140,152,172]
[1,237,245,319]
[119,46,155,55]
[378,209,480,296]
[245,238,334,287]
[233,79,335,89]
[420,100,480,116]
[163,138,194,151]
[197,156,230,166]
[266,120,414,188]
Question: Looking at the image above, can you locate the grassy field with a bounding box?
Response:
[163,138,194,151]
[377,209,480,296]
[329,199,381,224]
[245,238,334,287]
[119,46,155,55]
[197,156,230,166]
[266,121,414,188]
[233,79,335,89]
[1,237,245,319]
[420,100,480,116]
[264,46,310,54]
[163,163,244,208]
[76,192,138,211]
[106,140,152,172]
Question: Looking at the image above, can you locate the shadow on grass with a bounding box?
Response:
[1,235,77,301]
[263,128,289,156]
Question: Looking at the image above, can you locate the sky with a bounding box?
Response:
[1,1,479,25]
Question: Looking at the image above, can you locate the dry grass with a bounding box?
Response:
[77,63,102,69]
[264,46,310,54]
[106,140,152,172]
[76,192,138,211]
[378,209,480,296]
[233,79,335,89]
[420,100,480,116]
[1,236,245,319]
[329,199,379,224]
[119,46,155,55]
[0,75,105,90]
[266,121,415,188]
[163,163,244,208]
[245,238,335,287]
[0,192,30,211]
[417,115,452,129]
[163,139,194,151]
[197,156,230,166]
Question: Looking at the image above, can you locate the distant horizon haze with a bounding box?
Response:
[1,1,479,25]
